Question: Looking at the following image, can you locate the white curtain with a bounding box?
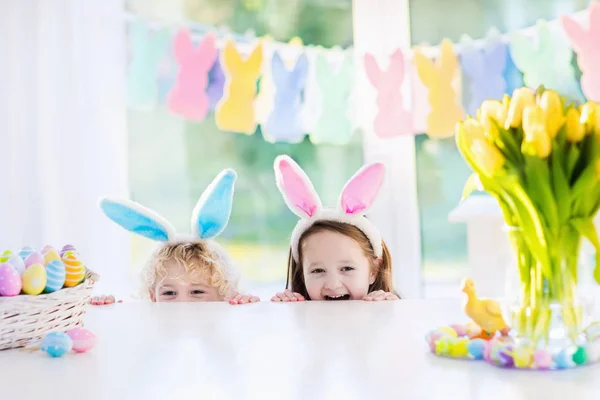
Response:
[0,0,132,297]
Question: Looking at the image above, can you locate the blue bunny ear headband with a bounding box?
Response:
[98,169,240,285]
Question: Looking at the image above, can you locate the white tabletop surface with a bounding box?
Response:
[1,299,599,400]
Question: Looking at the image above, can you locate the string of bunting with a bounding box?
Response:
[125,4,599,145]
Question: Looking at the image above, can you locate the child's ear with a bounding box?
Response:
[149,288,156,302]
[369,257,382,285]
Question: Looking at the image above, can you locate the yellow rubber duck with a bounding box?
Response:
[461,278,510,338]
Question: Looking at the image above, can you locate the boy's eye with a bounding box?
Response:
[341,266,354,272]
[162,291,176,296]
[191,290,205,295]
[310,268,325,274]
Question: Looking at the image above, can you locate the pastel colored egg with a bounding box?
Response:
[41,332,73,357]
[554,349,572,369]
[44,260,66,293]
[66,328,96,353]
[513,347,533,368]
[41,245,55,254]
[572,346,588,365]
[0,263,22,296]
[24,252,45,268]
[44,249,61,265]
[6,254,25,275]
[450,324,468,337]
[467,338,486,359]
[18,246,34,260]
[426,331,444,352]
[534,350,553,369]
[439,326,458,337]
[63,255,85,287]
[21,264,47,295]
[449,338,470,358]
[434,336,451,356]
[498,345,514,367]
[60,244,77,257]
[0,250,13,263]
[586,322,600,341]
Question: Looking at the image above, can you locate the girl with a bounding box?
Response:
[270,155,399,302]
[94,169,259,305]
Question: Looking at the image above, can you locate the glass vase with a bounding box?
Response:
[502,225,594,351]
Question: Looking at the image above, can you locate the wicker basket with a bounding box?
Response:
[0,269,99,350]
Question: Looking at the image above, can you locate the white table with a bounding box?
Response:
[1,300,599,400]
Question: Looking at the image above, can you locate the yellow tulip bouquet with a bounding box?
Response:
[455,86,600,346]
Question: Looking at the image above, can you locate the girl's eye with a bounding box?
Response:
[341,266,354,272]
[311,268,325,274]
[162,291,176,296]
[191,290,205,295]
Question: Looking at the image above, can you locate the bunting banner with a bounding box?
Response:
[126,5,596,145]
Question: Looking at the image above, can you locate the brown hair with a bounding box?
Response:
[286,220,395,299]
[142,242,234,299]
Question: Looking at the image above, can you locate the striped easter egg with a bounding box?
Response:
[0,250,13,263]
[45,260,66,293]
[18,246,34,260]
[60,244,77,257]
[62,255,85,287]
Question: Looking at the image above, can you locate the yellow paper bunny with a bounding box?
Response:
[215,40,263,135]
[413,39,464,138]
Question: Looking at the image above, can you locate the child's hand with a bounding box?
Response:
[270,289,305,302]
[90,295,120,305]
[363,290,399,301]
[227,292,260,305]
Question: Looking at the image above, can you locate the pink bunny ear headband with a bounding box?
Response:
[274,155,385,262]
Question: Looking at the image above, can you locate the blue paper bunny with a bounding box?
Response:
[263,52,309,144]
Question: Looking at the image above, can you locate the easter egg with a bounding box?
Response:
[513,347,533,368]
[0,263,22,296]
[439,326,458,337]
[497,345,515,367]
[467,338,486,359]
[63,255,85,287]
[534,349,553,369]
[18,246,34,260]
[60,244,77,257]
[554,349,572,369]
[21,264,47,295]
[585,321,600,341]
[434,336,451,356]
[41,332,73,357]
[66,328,96,353]
[6,254,25,275]
[0,250,13,263]
[41,245,55,254]
[24,252,44,268]
[44,249,61,265]
[449,338,470,358]
[426,331,444,353]
[572,346,588,365]
[450,324,468,337]
[44,260,66,293]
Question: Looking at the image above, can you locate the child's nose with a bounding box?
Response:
[324,274,342,289]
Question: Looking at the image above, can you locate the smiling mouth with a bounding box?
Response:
[324,294,351,301]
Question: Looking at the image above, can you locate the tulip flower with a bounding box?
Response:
[580,102,600,136]
[539,90,564,138]
[522,105,552,158]
[471,139,505,176]
[565,108,585,143]
[505,87,535,129]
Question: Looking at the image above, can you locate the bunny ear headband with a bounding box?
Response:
[274,155,385,262]
[98,169,239,281]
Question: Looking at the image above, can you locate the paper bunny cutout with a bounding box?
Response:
[274,155,385,261]
[562,3,600,102]
[460,37,507,116]
[309,53,354,145]
[166,30,218,121]
[207,54,226,112]
[364,49,412,139]
[99,169,237,242]
[215,40,263,135]
[510,20,582,101]
[262,52,309,143]
[126,21,171,111]
[413,39,464,138]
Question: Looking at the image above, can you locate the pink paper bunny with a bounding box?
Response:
[561,3,600,102]
[167,29,218,121]
[364,49,412,138]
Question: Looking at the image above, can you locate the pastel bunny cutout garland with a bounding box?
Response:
[98,169,239,284]
[274,155,385,262]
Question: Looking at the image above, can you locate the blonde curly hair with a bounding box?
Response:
[141,241,237,299]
